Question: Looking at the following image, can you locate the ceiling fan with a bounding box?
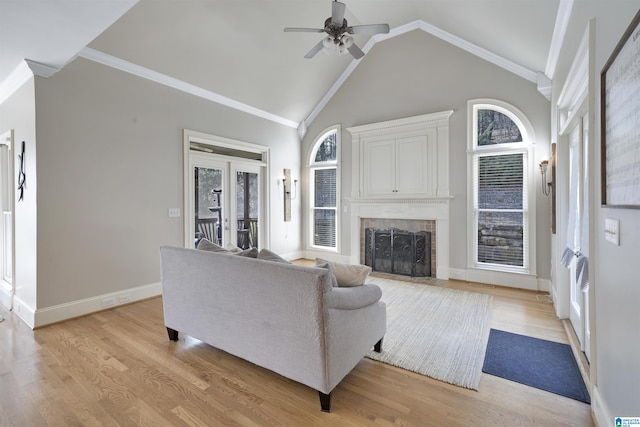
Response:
[284,0,390,59]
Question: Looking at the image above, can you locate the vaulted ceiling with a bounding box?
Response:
[1,0,570,133]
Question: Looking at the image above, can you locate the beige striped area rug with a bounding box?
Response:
[365,277,493,390]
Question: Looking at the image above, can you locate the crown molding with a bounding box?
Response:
[0,59,65,105]
[78,47,299,130]
[545,0,575,79]
[302,19,539,134]
[416,20,537,83]
[25,59,60,77]
[347,109,454,137]
[537,72,553,101]
[0,61,35,105]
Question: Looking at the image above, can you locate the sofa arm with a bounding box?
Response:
[324,284,382,310]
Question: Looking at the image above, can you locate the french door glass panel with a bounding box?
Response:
[568,120,587,352]
[233,163,261,250]
[190,156,262,250]
[193,160,227,246]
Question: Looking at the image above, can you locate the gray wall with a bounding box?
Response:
[33,57,301,309]
[302,29,552,278]
[551,0,640,416]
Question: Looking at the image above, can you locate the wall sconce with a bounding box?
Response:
[539,160,552,196]
[281,168,297,222]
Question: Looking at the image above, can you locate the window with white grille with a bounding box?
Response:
[468,101,535,274]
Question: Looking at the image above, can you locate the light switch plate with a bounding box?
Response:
[168,208,181,218]
[604,218,620,245]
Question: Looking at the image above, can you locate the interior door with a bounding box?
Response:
[568,115,589,357]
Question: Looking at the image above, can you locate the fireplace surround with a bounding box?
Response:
[350,200,450,279]
[347,111,453,280]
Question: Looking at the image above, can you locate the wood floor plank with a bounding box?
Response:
[0,272,594,426]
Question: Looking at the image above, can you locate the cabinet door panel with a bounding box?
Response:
[364,140,395,195]
[396,136,428,194]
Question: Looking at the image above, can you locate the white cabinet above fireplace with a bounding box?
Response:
[363,134,435,197]
[348,110,453,200]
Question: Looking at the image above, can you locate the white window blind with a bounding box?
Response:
[474,152,528,267]
[313,168,337,247]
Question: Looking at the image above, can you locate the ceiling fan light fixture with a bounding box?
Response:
[322,36,334,49]
[341,34,354,48]
[285,0,388,59]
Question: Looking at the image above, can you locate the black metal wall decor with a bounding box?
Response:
[18,141,26,201]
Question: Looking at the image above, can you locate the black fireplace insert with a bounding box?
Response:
[364,228,431,277]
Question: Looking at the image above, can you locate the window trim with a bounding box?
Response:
[467,99,537,276]
[308,125,340,252]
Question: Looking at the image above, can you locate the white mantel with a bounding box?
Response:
[347,111,453,280]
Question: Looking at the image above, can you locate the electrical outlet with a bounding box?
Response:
[119,294,131,304]
[102,297,116,308]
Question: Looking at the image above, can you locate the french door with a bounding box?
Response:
[0,130,14,310]
[188,153,263,250]
[568,114,590,360]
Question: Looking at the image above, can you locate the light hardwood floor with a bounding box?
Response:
[0,270,593,426]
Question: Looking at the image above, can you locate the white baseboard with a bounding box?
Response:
[12,295,36,329]
[463,268,545,291]
[33,282,162,328]
[537,277,551,292]
[448,268,467,281]
[592,385,611,427]
[281,250,304,262]
[302,250,351,264]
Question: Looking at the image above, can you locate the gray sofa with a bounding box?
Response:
[160,246,386,412]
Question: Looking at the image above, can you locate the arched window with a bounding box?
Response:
[468,100,536,274]
[309,127,339,250]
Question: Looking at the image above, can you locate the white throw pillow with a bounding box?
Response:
[315,258,371,287]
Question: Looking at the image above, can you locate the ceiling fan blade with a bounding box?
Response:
[331,1,346,26]
[348,23,390,35]
[347,42,365,59]
[304,40,325,59]
[284,27,325,33]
